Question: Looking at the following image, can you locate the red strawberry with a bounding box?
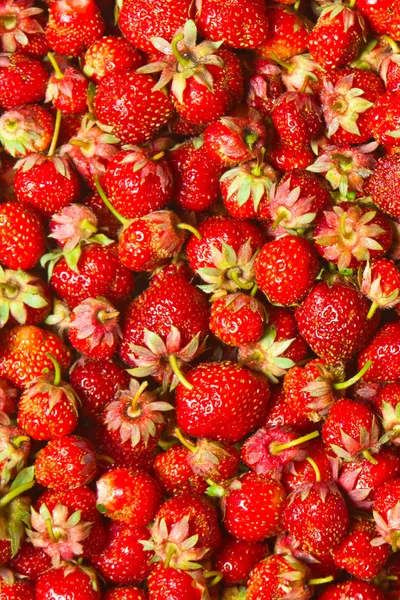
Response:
[246,58,283,117]
[281,439,334,492]
[318,580,384,600]
[0,53,48,109]
[295,281,379,364]
[45,56,89,115]
[0,201,46,270]
[34,435,97,490]
[357,0,400,39]
[257,5,310,61]
[269,139,315,171]
[358,322,400,382]
[367,154,400,218]
[272,92,323,149]
[246,554,313,600]
[195,0,269,49]
[214,535,267,585]
[209,293,265,347]
[0,103,54,157]
[373,477,400,551]
[361,259,400,318]
[0,574,35,600]
[104,588,148,600]
[83,36,144,83]
[147,563,209,600]
[175,361,270,443]
[0,268,50,328]
[0,325,71,390]
[94,71,173,145]
[36,565,101,600]
[369,91,400,148]
[223,472,286,542]
[96,468,161,527]
[254,235,319,306]
[375,383,400,445]
[153,444,207,497]
[45,0,104,57]
[10,543,52,580]
[0,379,17,415]
[0,0,44,53]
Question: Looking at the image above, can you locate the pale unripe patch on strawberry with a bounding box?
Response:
[49,204,98,253]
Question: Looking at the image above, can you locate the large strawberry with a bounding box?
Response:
[358,322,400,382]
[0,52,48,109]
[83,36,144,83]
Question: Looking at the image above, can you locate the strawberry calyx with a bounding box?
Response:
[69,296,121,350]
[372,502,400,552]
[338,466,374,510]
[318,1,365,37]
[379,401,400,445]
[118,144,173,192]
[0,266,49,328]
[174,428,234,481]
[0,0,43,52]
[280,54,324,94]
[361,260,400,319]
[0,466,34,557]
[269,179,317,234]
[45,298,71,337]
[0,107,43,157]
[220,585,247,600]
[15,152,74,179]
[330,418,381,464]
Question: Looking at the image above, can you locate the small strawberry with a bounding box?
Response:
[281,439,334,492]
[10,543,52,580]
[269,139,315,171]
[147,563,209,600]
[36,564,101,600]
[357,0,400,39]
[272,92,323,149]
[318,580,385,600]
[278,53,324,95]
[369,91,400,148]
[373,477,400,551]
[257,5,310,61]
[0,53,48,109]
[246,554,313,600]
[0,379,17,415]
[246,59,283,117]
[45,54,89,115]
[214,535,267,585]
[358,321,400,382]
[0,267,50,328]
[367,154,400,218]
[153,444,207,497]
[0,416,30,485]
[0,0,43,53]
[0,572,35,600]
[0,103,54,157]
[104,588,148,600]
[361,259,400,318]
[83,36,144,84]
[209,293,265,347]
[375,383,400,445]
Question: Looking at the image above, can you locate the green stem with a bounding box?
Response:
[81,219,98,234]
[250,283,258,297]
[12,436,30,448]
[367,301,378,320]
[0,481,34,508]
[168,355,193,390]
[362,449,378,465]
[47,52,64,79]
[381,35,399,53]
[334,360,372,390]
[176,223,202,240]
[171,33,191,68]
[45,518,57,543]
[97,310,119,323]
[45,352,61,386]
[306,457,321,482]
[96,455,115,465]
[270,51,292,72]
[152,151,165,161]
[270,430,319,455]
[127,381,148,417]
[271,211,288,232]
[48,109,62,157]
[308,576,334,586]
[0,283,17,297]
[164,544,177,569]
[174,427,196,453]
[229,270,254,290]
[94,175,129,227]
[204,571,223,587]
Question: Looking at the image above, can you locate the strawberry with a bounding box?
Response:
[375,383,400,444]
[195,0,269,49]
[373,477,400,551]
[319,581,384,600]
[0,417,30,485]
[117,0,194,54]
[367,154,400,218]
[0,53,48,109]
[246,554,313,600]
[214,535,267,585]
[257,5,310,61]
[83,191,122,239]
[272,92,323,149]
[168,137,226,212]
[331,516,390,579]
[277,53,323,95]
[0,574,35,600]
[104,588,148,600]
[45,56,89,115]
[0,103,54,157]
[308,4,366,71]
[14,154,80,216]
[90,522,154,585]
[254,235,319,306]
[358,322,400,382]
[175,361,270,443]
[222,472,286,542]
[357,0,400,39]
[246,59,283,117]
[0,267,50,328]
[36,565,101,600]
[10,543,52,580]
[295,281,379,364]
[83,36,144,84]
[361,259,400,318]
[34,435,97,490]
[269,139,315,171]
[0,379,17,415]
[96,468,161,527]
[281,439,334,492]
[0,0,44,53]
[369,91,400,148]
[209,293,265,347]
[69,359,130,423]
[283,480,349,557]
[147,563,209,600]
[0,325,71,390]
[380,50,400,93]
[94,71,174,145]
[45,0,104,57]
[153,444,207,497]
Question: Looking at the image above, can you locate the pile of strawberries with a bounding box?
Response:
[1,0,400,598]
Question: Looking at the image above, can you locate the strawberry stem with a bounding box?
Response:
[171,33,191,68]
[308,576,334,585]
[48,109,62,157]
[204,571,223,586]
[11,436,29,448]
[44,352,61,386]
[128,381,148,415]
[164,544,177,568]
[334,360,372,390]
[0,480,35,508]
[45,517,57,543]
[97,309,119,323]
[270,430,319,455]
[96,454,115,465]
[94,175,129,227]
[381,36,399,53]
[152,151,165,161]
[174,427,196,453]
[362,449,378,465]
[270,52,293,72]
[0,283,17,298]
[81,219,98,234]
[47,52,64,80]
[176,223,202,240]
[367,301,378,320]
[306,457,321,482]
[168,355,193,390]
[250,283,258,297]
[229,270,254,290]
[271,210,288,232]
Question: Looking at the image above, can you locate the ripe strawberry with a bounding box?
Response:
[269,139,315,171]
[83,36,144,83]
[0,417,30,485]
[168,137,226,212]
[246,59,283,117]
[153,444,207,496]
[278,53,323,95]
[0,0,44,53]
[283,481,349,557]
[83,191,122,239]
[0,379,17,415]
[0,103,54,157]
[281,439,334,492]
[295,281,379,364]
[223,472,286,542]
[104,588,148,600]
[257,5,310,61]
[369,91,400,148]
[94,71,173,145]
[0,201,46,271]
[318,580,384,600]
[96,468,161,527]
[209,293,265,347]
[367,154,400,218]
[380,51,400,93]
[36,565,101,600]
[90,522,154,585]
[358,322,400,382]
[45,0,104,57]
[34,435,97,490]
[175,361,270,443]
[10,543,52,580]
[69,359,130,422]
[361,259,400,318]
[272,92,323,149]
[45,57,89,115]
[117,0,194,54]
[147,563,209,600]
[373,477,400,551]
[357,0,400,39]
[246,554,313,600]
[375,383,400,444]
[195,0,269,49]
[0,53,48,109]
[0,574,35,600]
[0,325,71,390]
[254,235,319,306]
[0,267,50,328]
[308,4,366,71]
[214,535,267,585]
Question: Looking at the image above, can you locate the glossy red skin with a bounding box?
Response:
[0,325,71,390]
[375,382,400,434]
[0,579,35,600]
[358,322,400,382]
[45,0,105,57]
[0,201,46,270]
[203,117,267,167]
[83,36,144,84]
[153,445,207,497]
[96,468,161,527]
[356,0,400,38]
[283,482,349,557]
[281,439,334,492]
[210,295,265,346]
[147,563,204,600]
[50,244,134,309]
[68,305,119,361]
[48,68,89,114]
[195,0,269,49]
[90,522,154,585]
[94,71,174,145]
[14,158,81,216]
[10,543,52,579]
[283,360,335,423]
[317,580,385,600]
[266,306,309,363]
[168,139,225,212]
[265,386,314,434]
[118,0,194,54]
[367,155,400,218]
[214,535,268,584]
[257,5,309,60]
[331,517,389,579]
[36,567,101,600]
[98,423,159,472]
[295,282,379,364]
[255,236,319,306]
[369,91,400,148]
[69,360,130,422]
[176,361,270,443]
[0,55,48,109]
[224,472,286,542]
[104,588,148,600]
[36,486,106,558]
[272,93,323,148]
[34,435,97,490]
[385,58,400,93]
[0,539,11,566]
[374,477,400,522]
[104,149,173,219]
[246,554,312,600]
[246,59,284,117]
[269,140,315,171]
